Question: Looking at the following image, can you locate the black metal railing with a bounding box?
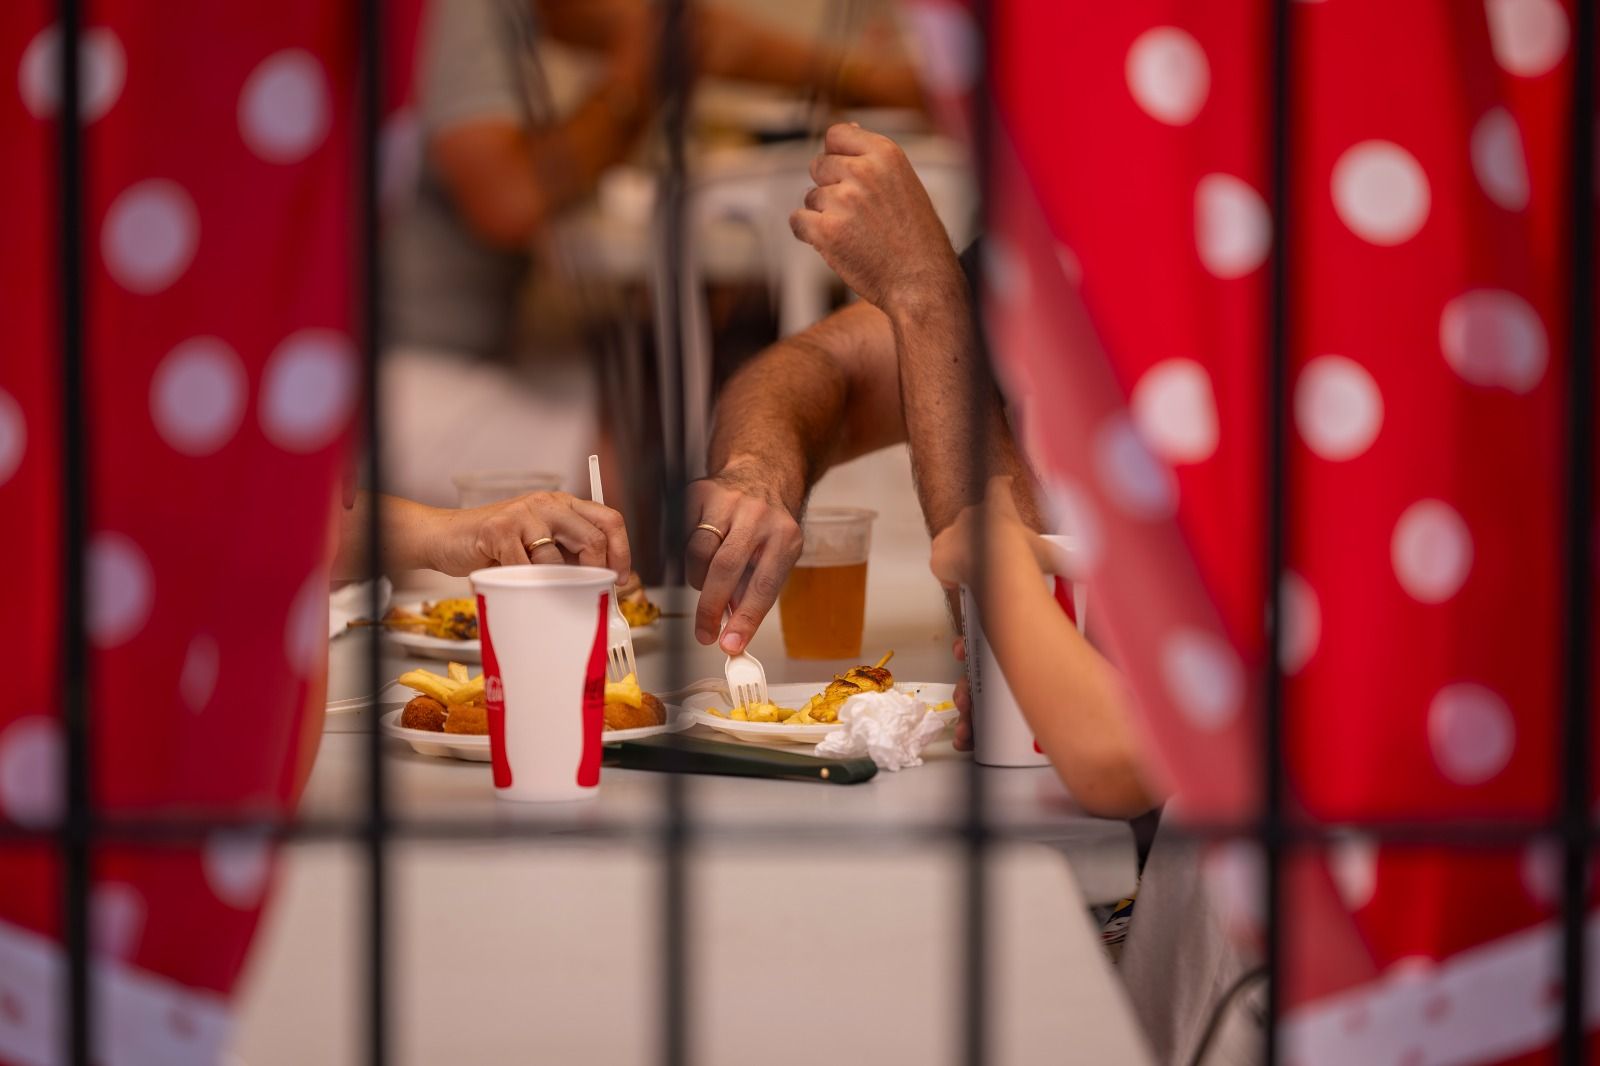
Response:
[39,2,1599,1065]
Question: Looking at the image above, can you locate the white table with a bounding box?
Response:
[232,477,1148,1063]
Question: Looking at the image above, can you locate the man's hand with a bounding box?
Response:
[790,123,963,314]
[423,492,632,578]
[687,465,805,654]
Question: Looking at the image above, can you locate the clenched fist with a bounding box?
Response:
[789,123,963,314]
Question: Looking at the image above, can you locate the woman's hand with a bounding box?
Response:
[929,476,1039,591]
[421,492,632,578]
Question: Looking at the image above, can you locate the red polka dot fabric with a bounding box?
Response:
[0,3,418,1060]
[906,0,1596,1058]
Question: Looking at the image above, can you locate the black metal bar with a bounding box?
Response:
[357,0,388,1062]
[1263,0,1293,1063]
[4,813,1598,849]
[657,4,691,1065]
[55,0,92,1062]
[5,812,1593,847]
[1560,2,1595,1061]
[966,3,994,1064]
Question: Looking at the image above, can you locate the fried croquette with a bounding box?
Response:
[443,703,490,735]
[604,691,665,731]
[400,695,448,732]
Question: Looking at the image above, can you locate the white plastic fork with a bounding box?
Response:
[589,454,636,682]
[724,648,770,709]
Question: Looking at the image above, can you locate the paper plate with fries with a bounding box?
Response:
[682,654,957,747]
[363,588,664,663]
[381,662,689,762]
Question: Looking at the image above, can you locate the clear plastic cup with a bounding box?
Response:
[778,507,877,660]
[470,565,614,802]
[453,470,562,509]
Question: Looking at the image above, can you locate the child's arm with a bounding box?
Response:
[932,479,1159,818]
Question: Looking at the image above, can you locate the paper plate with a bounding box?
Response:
[379,706,690,763]
[682,682,957,747]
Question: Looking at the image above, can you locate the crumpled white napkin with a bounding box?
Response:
[329,578,392,638]
[814,690,947,771]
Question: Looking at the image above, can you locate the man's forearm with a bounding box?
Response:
[706,306,875,513]
[887,276,1041,535]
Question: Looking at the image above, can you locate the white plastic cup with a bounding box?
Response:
[964,534,1087,768]
[470,565,615,802]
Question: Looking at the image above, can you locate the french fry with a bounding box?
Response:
[447,662,469,684]
[447,674,485,706]
[397,668,458,705]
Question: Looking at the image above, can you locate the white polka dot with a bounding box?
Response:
[1471,108,1531,211]
[259,329,358,452]
[91,882,145,960]
[1041,477,1103,573]
[1280,571,1320,675]
[1329,835,1378,911]
[101,180,199,294]
[238,49,331,164]
[149,338,248,457]
[1160,629,1245,731]
[18,25,125,122]
[1295,355,1383,461]
[203,831,273,909]
[1131,359,1218,464]
[1440,289,1548,394]
[1055,243,1083,286]
[904,3,979,96]
[1093,414,1178,520]
[284,569,327,677]
[983,237,1030,304]
[87,532,154,647]
[1331,141,1431,246]
[179,635,220,713]
[1428,682,1514,785]
[1126,27,1210,126]
[1486,0,1569,78]
[0,717,61,828]
[1520,839,1561,906]
[1391,500,1473,604]
[1387,955,1439,982]
[1195,174,1271,279]
[0,388,25,487]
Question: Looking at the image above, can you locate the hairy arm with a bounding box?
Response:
[886,272,1042,535]
[690,301,905,651]
[706,300,905,515]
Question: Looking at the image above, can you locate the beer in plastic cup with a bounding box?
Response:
[470,564,614,802]
[778,507,876,659]
[964,534,1086,768]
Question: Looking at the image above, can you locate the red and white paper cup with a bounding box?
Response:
[470,565,615,802]
[964,534,1087,768]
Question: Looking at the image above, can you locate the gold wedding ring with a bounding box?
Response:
[525,537,557,554]
[694,523,727,542]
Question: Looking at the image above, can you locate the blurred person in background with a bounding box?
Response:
[384,0,924,511]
